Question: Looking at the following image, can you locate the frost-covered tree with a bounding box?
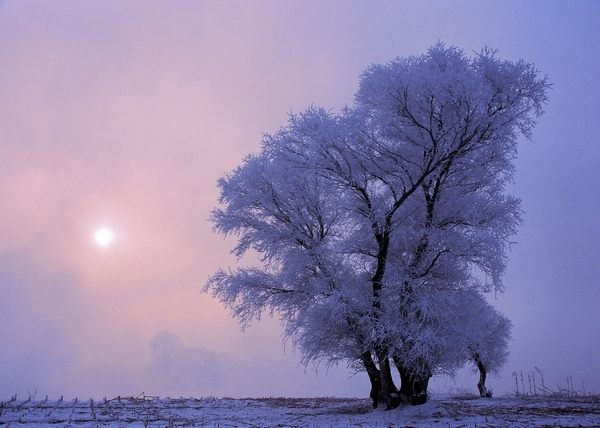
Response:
[462,293,512,398]
[204,44,549,408]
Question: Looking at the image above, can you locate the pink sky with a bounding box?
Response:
[1,1,599,399]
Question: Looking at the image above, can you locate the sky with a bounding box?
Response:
[0,1,598,400]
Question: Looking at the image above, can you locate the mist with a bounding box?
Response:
[0,1,598,399]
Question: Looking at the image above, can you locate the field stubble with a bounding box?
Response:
[1,392,600,427]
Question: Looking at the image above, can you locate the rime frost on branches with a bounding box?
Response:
[204,43,549,408]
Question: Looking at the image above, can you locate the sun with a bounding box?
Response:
[95,228,114,247]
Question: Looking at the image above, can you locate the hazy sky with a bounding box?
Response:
[0,1,598,400]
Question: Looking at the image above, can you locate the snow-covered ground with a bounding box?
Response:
[1,393,598,427]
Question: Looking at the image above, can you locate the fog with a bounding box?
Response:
[0,1,598,399]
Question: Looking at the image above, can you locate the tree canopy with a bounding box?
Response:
[204,43,549,408]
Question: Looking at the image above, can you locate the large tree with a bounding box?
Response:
[204,44,549,408]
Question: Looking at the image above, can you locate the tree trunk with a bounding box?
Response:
[361,352,381,408]
[409,374,430,405]
[474,354,492,397]
[394,358,431,406]
[397,364,412,404]
[375,350,400,409]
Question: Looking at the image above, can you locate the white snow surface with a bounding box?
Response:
[1,394,598,427]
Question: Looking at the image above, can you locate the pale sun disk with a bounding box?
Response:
[95,228,114,247]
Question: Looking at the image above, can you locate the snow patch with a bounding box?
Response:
[0,395,598,427]
[396,400,451,418]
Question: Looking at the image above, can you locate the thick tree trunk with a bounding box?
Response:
[361,352,381,408]
[397,364,412,404]
[395,358,431,406]
[474,354,492,397]
[369,227,400,410]
[409,374,430,405]
[375,351,400,409]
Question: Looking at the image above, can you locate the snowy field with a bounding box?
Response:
[1,393,599,427]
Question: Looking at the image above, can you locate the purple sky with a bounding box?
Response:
[0,1,598,399]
